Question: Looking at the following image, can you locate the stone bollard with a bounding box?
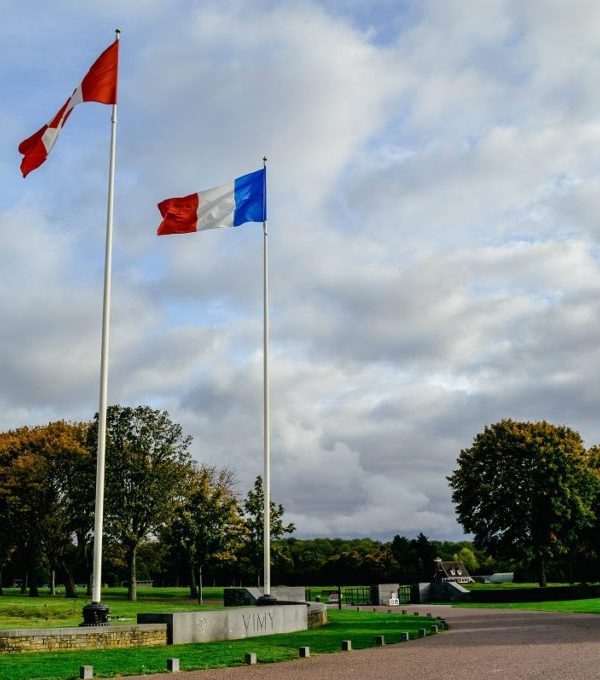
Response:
[166,658,180,673]
[400,632,410,641]
[245,652,257,665]
[299,646,310,658]
[80,667,93,680]
[419,628,427,637]
[375,635,385,646]
[341,640,352,651]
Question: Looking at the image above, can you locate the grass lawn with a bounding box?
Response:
[456,598,600,614]
[0,609,440,680]
[465,582,572,590]
[0,587,225,629]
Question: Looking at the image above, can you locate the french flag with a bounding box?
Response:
[157,168,266,236]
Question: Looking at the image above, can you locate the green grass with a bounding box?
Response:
[0,587,225,629]
[0,609,439,680]
[456,598,600,614]
[465,582,572,590]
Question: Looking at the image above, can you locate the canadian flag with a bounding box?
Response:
[19,40,119,177]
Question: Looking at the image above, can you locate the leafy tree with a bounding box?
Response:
[448,419,597,586]
[572,445,600,582]
[0,435,21,594]
[89,405,193,600]
[0,422,93,597]
[166,465,242,602]
[241,476,295,587]
[413,533,437,581]
[452,546,479,573]
[390,535,418,583]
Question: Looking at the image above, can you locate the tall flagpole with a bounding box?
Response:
[261,156,275,602]
[82,28,120,626]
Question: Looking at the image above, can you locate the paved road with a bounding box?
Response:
[126,604,600,679]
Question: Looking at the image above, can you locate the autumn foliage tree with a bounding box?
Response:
[448,420,598,587]
[0,422,93,597]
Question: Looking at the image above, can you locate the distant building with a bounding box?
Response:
[433,557,474,584]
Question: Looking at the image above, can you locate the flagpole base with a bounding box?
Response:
[81,602,110,626]
[256,594,278,606]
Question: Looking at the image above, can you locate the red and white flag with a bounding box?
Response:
[18,40,119,178]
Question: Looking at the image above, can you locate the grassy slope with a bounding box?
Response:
[0,587,225,629]
[465,582,572,590]
[0,609,439,680]
[457,599,600,614]
[458,582,600,613]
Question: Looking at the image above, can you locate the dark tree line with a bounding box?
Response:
[0,405,490,594]
[7,411,599,596]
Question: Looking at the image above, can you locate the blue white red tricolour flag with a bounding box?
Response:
[157,168,266,236]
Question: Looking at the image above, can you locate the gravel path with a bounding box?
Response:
[125,604,600,680]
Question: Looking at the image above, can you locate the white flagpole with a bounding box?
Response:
[261,156,273,600]
[84,28,120,625]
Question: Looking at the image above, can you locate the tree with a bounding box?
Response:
[452,546,479,573]
[448,420,597,587]
[89,405,193,600]
[165,465,242,602]
[0,422,93,597]
[241,476,295,587]
[573,445,600,582]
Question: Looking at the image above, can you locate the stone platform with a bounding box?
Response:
[138,603,326,644]
[0,623,167,653]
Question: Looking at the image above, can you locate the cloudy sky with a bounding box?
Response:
[2,0,600,541]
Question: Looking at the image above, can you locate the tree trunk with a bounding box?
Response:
[59,560,77,599]
[76,532,92,596]
[21,571,27,594]
[0,568,4,595]
[189,565,198,600]
[64,571,77,599]
[197,566,203,605]
[537,555,547,588]
[49,569,55,596]
[127,545,137,601]
[29,570,39,597]
[568,559,574,585]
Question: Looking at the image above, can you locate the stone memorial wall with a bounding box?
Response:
[138,602,326,644]
[0,623,167,653]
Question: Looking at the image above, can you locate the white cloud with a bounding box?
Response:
[3,0,600,541]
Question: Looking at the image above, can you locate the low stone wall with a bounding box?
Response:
[410,581,469,603]
[139,604,315,644]
[371,584,400,605]
[0,624,167,653]
[224,586,307,607]
[307,602,327,629]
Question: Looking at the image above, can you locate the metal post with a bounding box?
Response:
[257,158,276,607]
[82,28,120,627]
